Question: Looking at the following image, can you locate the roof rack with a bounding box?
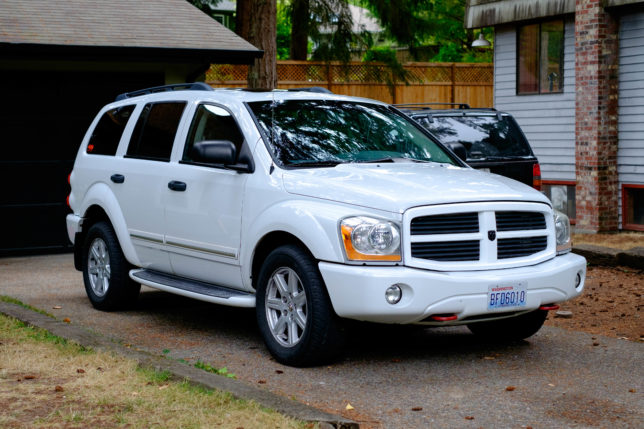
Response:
[393,102,471,110]
[115,82,214,101]
[287,86,333,94]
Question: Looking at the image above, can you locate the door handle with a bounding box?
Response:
[168,180,187,192]
[110,174,125,184]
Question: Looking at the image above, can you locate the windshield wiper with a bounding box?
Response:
[286,160,341,168]
[355,157,430,164]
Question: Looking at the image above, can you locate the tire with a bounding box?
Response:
[467,309,548,342]
[255,245,345,367]
[82,221,140,311]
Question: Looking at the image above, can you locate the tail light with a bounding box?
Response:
[532,163,542,191]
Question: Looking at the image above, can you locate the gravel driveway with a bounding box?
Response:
[1,254,642,428]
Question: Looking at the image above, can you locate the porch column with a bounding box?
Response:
[575,0,620,232]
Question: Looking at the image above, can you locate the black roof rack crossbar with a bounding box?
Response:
[392,102,471,110]
[115,82,214,101]
[287,86,333,94]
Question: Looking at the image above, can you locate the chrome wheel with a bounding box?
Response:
[87,237,111,297]
[265,267,308,347]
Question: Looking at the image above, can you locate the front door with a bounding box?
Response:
[164,103,249,289]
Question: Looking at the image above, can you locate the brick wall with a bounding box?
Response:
[574,0,620,232]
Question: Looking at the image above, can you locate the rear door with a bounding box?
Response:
[114,101,187,272]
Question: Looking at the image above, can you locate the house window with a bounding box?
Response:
[622,184,644,231]
[543,181,576,222]
[517,20,564,94]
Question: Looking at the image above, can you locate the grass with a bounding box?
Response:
[572,231,644,251]
[0,313,312,428]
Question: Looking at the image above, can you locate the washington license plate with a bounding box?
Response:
[487,282,527,310]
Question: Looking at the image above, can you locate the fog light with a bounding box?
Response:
[575,272,582,289]
[385,285,402,305]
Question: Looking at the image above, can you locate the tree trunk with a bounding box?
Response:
[290,0,309,60]
[236,0,277,89]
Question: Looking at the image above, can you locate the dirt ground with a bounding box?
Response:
[545,264,643,343]
[546,232,644,343]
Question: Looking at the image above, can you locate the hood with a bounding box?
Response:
[282,163,551,213]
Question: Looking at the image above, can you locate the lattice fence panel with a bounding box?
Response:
[455,65,493,83]
[206,64,248,81]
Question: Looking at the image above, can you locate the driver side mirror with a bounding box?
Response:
[191,140,237,165]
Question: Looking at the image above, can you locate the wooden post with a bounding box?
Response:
[450,63,456,104]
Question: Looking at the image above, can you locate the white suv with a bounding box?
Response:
[66,83,586,366]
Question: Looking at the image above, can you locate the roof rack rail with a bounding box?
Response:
[287,86,333,94]
[392,102,471,110]
[115,82,214,101]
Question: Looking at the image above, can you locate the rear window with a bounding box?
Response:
[418,114,533,160]
[87,105,135,156]
[126,102,186,161]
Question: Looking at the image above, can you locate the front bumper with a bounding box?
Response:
[319,253,586,324]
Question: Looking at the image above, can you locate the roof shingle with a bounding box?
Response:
[0,0,260,54]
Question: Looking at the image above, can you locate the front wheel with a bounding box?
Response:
[82,221,140,311]
[255,245,344,367]
[467,309,548,341]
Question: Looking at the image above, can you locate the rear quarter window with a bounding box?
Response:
[86,105,135,156]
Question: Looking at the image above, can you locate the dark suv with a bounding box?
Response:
[395,103,541,189]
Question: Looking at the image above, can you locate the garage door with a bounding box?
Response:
[0,70,164,256]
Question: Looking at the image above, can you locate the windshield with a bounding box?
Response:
[416,114,533,160]
[248,100,456,167]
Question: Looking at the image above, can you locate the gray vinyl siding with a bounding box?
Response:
[494,19,576,182]
[618,12,644,227]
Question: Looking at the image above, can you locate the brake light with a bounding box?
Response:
[532,163,542,191]
[66,194,70,208]
[67,173,71,185]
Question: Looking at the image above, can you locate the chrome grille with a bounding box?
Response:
[411,240,479,261]
[410,212,479,235]
[496,211,546,231]
[497,236,548,259]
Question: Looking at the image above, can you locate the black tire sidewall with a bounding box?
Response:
[82,221,138,310]
[467,309,548,341]
[256,245,341,366]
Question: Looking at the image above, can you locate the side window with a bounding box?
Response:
[182,104,244,162]
[87,105,135,155]
[126,102,186,161]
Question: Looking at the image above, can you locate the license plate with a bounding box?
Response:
[487,282,527,310]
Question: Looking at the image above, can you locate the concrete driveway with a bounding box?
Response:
[1,254,642,428]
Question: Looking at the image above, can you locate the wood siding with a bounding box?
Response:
[619,12,644,185]
[618,12,644,227]
[493,20,576,181]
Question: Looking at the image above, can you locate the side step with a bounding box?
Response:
[129,269,255,308]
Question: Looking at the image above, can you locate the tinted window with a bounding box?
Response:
[87,105,135,155]
[419,115,532,160]
[126,102,186,161]
[518,20,564,94]
[183,104,244,162]
[249,100,455,167]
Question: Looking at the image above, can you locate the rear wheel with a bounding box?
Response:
[82,221,140,311]
[256,245,344,366]
[467,309,548,341]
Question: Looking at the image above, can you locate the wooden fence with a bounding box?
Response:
[206,60,493,107]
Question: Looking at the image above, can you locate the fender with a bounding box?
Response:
[79,182,141,267]
[239,199,386,288]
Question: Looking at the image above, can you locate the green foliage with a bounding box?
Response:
[277,1,292,60]
[195,360,237,378]
[360,0,493,63]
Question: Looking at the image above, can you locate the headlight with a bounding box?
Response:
[340,217,401,262]
[554,210,571,255]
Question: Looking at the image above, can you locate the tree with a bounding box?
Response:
[236,0,277,89]
[361,0,492,62]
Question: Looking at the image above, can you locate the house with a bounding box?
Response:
[465,0,644,232]
[0,0,260,255]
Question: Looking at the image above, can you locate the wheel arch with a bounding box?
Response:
[250,231,312,291]
[76,183,141,268]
